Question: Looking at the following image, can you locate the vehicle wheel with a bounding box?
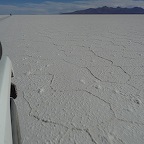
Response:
[10,83,17,99]
[10,98,21,144]
[0,42,2,60]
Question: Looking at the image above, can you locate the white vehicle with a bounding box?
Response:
[0,42,21,144]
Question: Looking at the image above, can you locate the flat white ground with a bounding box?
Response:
[0,15,144,144]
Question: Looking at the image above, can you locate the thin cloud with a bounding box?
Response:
[0,0,144,14]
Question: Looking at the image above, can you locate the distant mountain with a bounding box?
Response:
[62,6,144,14]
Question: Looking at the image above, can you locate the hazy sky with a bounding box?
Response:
[0,0,144,14]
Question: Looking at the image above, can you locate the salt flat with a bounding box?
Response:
[0,15,144,144]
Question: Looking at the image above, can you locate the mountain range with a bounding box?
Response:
[62,6,144,14]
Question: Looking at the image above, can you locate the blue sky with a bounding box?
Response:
[0,0,144,14]
[0,0,76,5]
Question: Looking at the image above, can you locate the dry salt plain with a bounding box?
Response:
[1,15,144,144]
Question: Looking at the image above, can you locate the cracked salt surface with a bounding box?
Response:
[0,15,144,144]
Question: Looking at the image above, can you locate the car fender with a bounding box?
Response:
[0,57,13,144]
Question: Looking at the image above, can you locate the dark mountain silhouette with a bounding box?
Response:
[62,6,144,14]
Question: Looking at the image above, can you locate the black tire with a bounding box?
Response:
[10,83,17,99]
[10,98,21,144]
[0,42,2,60]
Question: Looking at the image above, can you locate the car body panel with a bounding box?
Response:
[0,57,13,144]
